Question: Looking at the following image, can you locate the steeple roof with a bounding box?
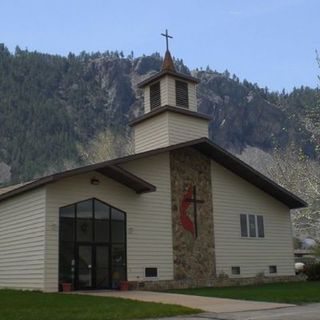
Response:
[137,49,199,89]
[138,29,199,88]
[162,50,175,71]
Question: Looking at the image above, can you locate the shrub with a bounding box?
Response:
[305,263,320,281]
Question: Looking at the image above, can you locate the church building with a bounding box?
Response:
[0,35,307,292]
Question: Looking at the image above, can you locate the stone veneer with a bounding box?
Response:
[127,274,305,291]
[170,147,216,282]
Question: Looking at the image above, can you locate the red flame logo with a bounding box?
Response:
[180,184,195,238]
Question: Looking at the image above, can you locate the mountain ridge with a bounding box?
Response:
[0,45,318,185]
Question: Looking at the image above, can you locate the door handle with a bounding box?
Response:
[88,264,92,269]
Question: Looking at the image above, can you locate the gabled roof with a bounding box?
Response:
[0,138,307,209]
[108,138,307,209]
[0,164,156,203]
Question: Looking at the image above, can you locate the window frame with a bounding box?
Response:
[58,198,127,290]
[145,267,158,278]
[240,214,265,239]
[231,266,241,275]
[269,265,277,274]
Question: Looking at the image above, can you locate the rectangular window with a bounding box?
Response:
[150,82,161,109]
[249,214,256,237]
[231,266,241,275]
[240,214,265,238]
[257,215,265,238]
[269,265,277,274]
[175,80,189,108]
[240,214,248,237]
[145,267,158,278]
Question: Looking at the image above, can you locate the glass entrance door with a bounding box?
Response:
[95,245,110,289]
[76,244,110,290]
[77,245,93,290]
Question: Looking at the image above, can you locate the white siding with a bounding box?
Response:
[144,86,150,113]
[211,160,295,278]
[134,112,169,153]
[44,153,173,292]
[166,76,175,106]
[160,76,169,106]
[168,112,209,145]
[0,188,46,290]
[188,83,197,111]
[134,111,209,153]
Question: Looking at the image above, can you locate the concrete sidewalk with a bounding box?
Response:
[143,303,320,320]
[74,290,294,313]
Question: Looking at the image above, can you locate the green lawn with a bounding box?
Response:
[0,289,199,320]
[169,281,320,304]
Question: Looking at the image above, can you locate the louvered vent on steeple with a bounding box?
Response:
[175,80,189,108]
[150,81,161,109]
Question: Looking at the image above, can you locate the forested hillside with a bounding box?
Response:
[0,44,319,185]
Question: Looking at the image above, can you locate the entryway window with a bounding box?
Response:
[59,198,126,291]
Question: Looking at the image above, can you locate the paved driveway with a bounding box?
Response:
[74,290,293,313]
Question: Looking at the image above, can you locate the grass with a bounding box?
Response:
[0,289,199,320]
[169,281,320,304]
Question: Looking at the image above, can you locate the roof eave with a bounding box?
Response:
[129,105,212,127]
[192,140,308,209]
[0,164,156,203]
[138,70,199,88]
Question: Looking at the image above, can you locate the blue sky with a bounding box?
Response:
[1,0,319,91]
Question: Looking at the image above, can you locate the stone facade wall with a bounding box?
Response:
[127,274,305,291]
[170,147,215,282]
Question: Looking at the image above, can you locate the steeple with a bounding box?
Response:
[160,29,175,71]
[131,31,211,153]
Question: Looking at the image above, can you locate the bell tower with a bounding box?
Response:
[130,30,211,153]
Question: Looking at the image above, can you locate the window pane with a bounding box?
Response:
[111,209,125,243]
[60,205,75,241]
[77,200,92,218]
[96,268,110,289]
[249,214,256,237]
[59,242,75,284]
[269,265,277,273]
[77,200,93,242]
[111,266,126,289]
[78,245,92,269]
[145,267,158,277]
[112,244,125,267]
[257,215,265,238]
[77,245,92,289]
[231,266,240,275]
[96,245,109,269]
[94,200,110,242]
[240,214,248,237]
[111,244,126,288]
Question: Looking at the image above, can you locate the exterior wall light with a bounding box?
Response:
[90,178,100,185]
